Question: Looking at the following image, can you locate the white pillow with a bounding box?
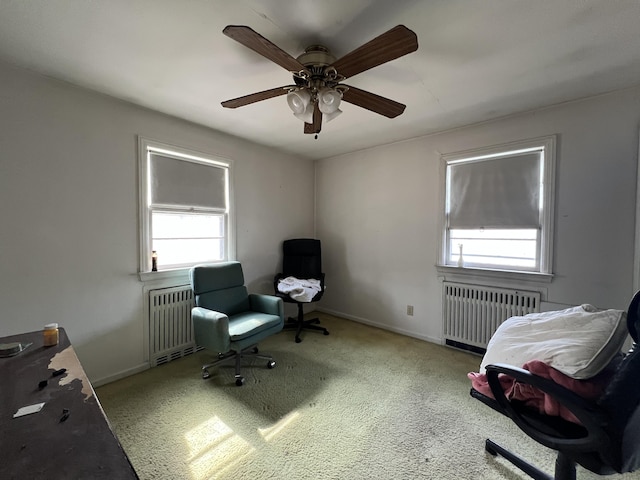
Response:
[480,304,627,379]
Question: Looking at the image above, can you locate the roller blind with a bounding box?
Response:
[448,152,541,229]
[149,153,227,210]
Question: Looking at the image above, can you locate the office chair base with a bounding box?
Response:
[284,316,329,343]
[201,344,276,386]
[485,439,576,480]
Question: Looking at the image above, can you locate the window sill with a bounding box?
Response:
[138,268,190,284]
[435,265,553,284]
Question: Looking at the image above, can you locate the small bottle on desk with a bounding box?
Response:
[43,323,59,346]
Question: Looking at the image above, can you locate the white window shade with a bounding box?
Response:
[149,153,227,210]
[448,152,541,229]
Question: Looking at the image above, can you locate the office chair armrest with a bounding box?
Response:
[192,307,231,353]
[486,363,610,452]
[249,294,284,318]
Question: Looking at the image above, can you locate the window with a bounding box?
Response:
[440,136,555,275]
[138,137,234,273]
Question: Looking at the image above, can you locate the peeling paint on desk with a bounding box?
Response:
[49,345,94,401]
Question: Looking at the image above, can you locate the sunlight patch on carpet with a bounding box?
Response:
[185,415,255,479]
[258,410,301,442]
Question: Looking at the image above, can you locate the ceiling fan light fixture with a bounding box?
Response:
[287,89,311,115]
[318,87,342,114]
[324,108,342,123]
[294,102,314,124]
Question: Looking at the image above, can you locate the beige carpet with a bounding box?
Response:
[97,314,639,480]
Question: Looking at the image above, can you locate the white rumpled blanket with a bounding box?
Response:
[277,276,321,302]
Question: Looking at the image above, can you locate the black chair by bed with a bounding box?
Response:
[470,290,640,480]
[274,238,328,343]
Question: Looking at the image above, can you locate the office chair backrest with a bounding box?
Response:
[627,289,640,343]
[282,239,322,279]
[597,290,640,472]
[190,262,250,316]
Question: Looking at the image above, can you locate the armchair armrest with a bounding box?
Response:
[249,294,284,318]
[486,363,610,452]
[191,306,230,353]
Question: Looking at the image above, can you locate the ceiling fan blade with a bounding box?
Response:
[331,25,418,80]
[221,85,295,109]
[223,25,309,75]
[304,104,322,134]
[342,85,406,118]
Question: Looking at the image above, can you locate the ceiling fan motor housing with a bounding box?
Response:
[294,45,339,89]
[296,45,336,69]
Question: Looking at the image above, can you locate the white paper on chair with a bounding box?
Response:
[277,277,321,302]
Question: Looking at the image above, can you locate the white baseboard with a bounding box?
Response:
[92,362,150,388]
[93,310,444,387]
[316,307,442,345]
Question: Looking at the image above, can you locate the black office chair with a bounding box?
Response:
[471,290,640,480]
[274,238,328,343]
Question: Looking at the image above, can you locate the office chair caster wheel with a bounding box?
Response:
[253,347,259,353]
[267,360,276,369]
[235,376,245,387]
[202,369,210,379]
[323,330,329,335]
[295,337,302,343]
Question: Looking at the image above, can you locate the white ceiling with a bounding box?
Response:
[1,0,640,160]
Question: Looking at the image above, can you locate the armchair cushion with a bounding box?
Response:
[196,286,250,316]
[191,263,244,292]
[229,311,283,341]
[480,305,627,380]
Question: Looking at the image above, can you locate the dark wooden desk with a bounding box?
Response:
[0,328,138,479]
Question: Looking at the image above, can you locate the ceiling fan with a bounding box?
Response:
[220,24,418,136]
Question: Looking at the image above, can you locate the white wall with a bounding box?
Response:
[315,87,640,343]
[3,57,639,383]
[0,61,315,384]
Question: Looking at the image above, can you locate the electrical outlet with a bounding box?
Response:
[406,305,414,316]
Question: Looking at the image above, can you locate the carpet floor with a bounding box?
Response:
[97,313,640,479]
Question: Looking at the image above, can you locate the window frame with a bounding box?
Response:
[137,136,235,279]
[437,135,556,281]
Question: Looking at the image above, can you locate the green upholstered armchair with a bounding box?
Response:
[190,261,284,386]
